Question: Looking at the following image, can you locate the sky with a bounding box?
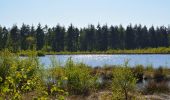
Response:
[0,0,170,28]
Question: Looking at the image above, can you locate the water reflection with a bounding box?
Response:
[39,54,170,68]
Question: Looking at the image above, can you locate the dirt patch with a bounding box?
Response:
[66,91,170,100]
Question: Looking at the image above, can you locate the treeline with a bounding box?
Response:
[0,24,170,52]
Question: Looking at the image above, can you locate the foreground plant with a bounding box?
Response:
[112,64,137,100]
[0,50,67,100]
[0,50,40,99]
[65,58,98,95]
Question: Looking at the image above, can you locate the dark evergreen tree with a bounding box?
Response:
[133,25,141,48]
[0,26,3,50]
[79,28,88,51]
[168,26,170,45]
[1,27,9,49]
[159,26,168,47]
[73,28,79,51]
[26,25,36,50]
[43,25,50,51]
[52,25,65,52]
[101,25,108,51]
[47,28,55,51]
[149,26,158,47]
[36,24,45,50]
[118,25,125,49]
[20,24,31,50]
[9,25,20,52]
[109,26,120,49]
[85,25,96,51]
[141,26,149,48]
[66,24,79,51]
[96,24,103,51]
[0,24,169,52]
[125,25,136,49]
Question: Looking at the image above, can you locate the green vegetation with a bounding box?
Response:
[0,50,98,99]
[65,58,98,95]
[1,23,170,55]
[143,67,170,94]
[0,24,170,53]
[0,50,170,99]
[0,50,39,99]
[0,50,67,99]
[112,66,137,100]
[17,47,170,56]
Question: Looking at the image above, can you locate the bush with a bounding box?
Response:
[65,58,98,95]
[112,65,137,100]
[144,81,170,94]
[154,67,166,82]
[37,51,45,56]
[0,50,67,99]
[45,56,68,98]
[133,65,144,82]
[0,50,41,99]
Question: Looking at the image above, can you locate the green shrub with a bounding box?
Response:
[0,50,41,99]
[65,58,98,95]
[133,65,144,82]
[37,51,45,56]
[45,56,68,98]
[112,65,137,100]
[0,50,67,99]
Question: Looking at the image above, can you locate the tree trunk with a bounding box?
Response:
[125,89,128,100]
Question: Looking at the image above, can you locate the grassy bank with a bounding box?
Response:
[0,50,170,99]
[16,47,170,56]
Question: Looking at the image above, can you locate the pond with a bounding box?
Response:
[39,54,170,68]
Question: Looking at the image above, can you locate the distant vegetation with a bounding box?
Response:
[16,47,170,56]
[0,24,170,53]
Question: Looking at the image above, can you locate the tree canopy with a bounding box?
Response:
[0,24,170,52]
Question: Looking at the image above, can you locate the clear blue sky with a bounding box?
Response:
[0,0,170,28]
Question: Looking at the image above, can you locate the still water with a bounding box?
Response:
[39,54,170,68]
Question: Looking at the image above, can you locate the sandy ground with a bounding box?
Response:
[67,91,170,100]
[21,90,170,100]
[144,93,170,100]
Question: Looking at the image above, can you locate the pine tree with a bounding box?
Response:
[0,26,3,50]
[125,25,136,49]
[53,25,65,52]
[9,25,20,52]
[36,23,45,50]
[149,26,158,47]
[1,27,9,49]
[20,24,31,50]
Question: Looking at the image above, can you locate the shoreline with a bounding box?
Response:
[45,53,170,55]
[1,47,170,56]
[20,52,170,57]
